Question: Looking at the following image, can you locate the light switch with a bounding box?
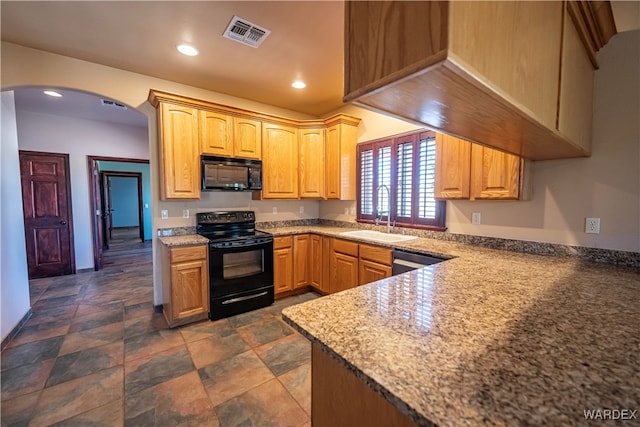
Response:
[161,210,168,219]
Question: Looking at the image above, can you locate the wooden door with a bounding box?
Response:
[200,110,233,156]
[262,122,298,198]
[309,234,324,291]
[331,252,358,294]
[234,117,262,159]
[299,128,325,198]
[434,133,471,199]
[293,234,310,289]
[359,260,392,286]
[470,144,522,200]
[19,151,75,279]
[170,258,208,320]
[159,103,200,199]
[102,172,114,245]
[88,158,104,270]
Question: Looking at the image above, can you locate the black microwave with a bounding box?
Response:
[201,155,262,191]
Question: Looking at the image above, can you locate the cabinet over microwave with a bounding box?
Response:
[201,155,262,191]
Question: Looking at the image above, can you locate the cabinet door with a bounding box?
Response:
[324,122,358,200]
[262,123,299,199]
[321,236,332,293]
[234,117,262,159]
[200,110,233,156]
[293,234,310,289]
[159,103,200,199]
[310,234,324,291]
[274,246,294,294]
[470,144,522,200]
[299,128,325,198]
[331,252,358,294]
[170,259,208,320]
[557,10,594,153]
[435,133,471,199]
[359,260,392,286]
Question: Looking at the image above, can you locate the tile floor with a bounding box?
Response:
[0,248,318,426]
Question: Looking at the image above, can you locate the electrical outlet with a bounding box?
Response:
[161,210,168,220]
[585,217,600,234]
[472,212,481,225]
[350,206,356,215]
[182,209,189,219]
[344,208,349,215]
[299,206,304,214]
[272,207,277,215]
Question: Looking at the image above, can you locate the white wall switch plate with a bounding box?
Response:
[182,209,189,219]
[144,203,149,209]
[161,209,168,219]
[472,212,481,225]
[272,207,277,215]
[585,217,600,234]
[299,206,304,214]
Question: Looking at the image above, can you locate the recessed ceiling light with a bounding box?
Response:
[43,90,62,97]
[292,81,306,89]
[177,44,199,56]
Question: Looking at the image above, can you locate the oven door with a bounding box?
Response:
[209,239,274,319]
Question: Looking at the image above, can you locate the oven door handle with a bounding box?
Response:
[221,291,269,305]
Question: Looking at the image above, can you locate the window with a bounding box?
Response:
[356,130,446,230]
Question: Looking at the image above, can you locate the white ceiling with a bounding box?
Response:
[2,1,637,128]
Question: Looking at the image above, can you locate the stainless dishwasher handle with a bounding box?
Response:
[393,259,428,270]
[221,291,268,305]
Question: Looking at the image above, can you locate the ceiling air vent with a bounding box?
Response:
[223,16,271,48]
[101,99,127,110]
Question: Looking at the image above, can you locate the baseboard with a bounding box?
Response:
[1,308,32,351]
[154,304,163,313]
[77,267,94,273]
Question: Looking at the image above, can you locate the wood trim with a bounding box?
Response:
[148,90,361,129]
[87,156,150,271]
[101,171,144,242]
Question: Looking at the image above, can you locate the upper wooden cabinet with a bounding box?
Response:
[299,128,325,198]
[344,1,616,161]
[435,133,527,200]
[325,116,360,200]
[200,112,262,159]
[149,91,361,201]
[262,122,299,199]
[158,103,200,200]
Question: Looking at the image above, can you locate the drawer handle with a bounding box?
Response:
[221,291,268,305]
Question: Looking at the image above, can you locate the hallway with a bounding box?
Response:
[1,245,316,426]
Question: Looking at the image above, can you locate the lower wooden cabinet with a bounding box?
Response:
[358,243,392,285]
[330,239,359,293]
[274,236,294,295]
[293,234,310,289]
[161,244,209,327]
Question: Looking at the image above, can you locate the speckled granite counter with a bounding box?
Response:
[158,234,209,247]
[277,226,640,426]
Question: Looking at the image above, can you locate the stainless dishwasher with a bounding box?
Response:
[392,249,448,275]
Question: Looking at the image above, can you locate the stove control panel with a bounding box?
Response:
[197,211,255,225]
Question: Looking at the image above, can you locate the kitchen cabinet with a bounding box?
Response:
[160,244,209,327]
[293,234,310,289]
[330,239,359,293]
[324,116,361,200]
[358,244,392,285]
[435,133,527,200]
[309,234,325,292]
[344,1,616,161]
[299,128,325,198]
[157,103,200,200]
[274,236,294,295]
[262,122,299,199]
[200,112,262,159]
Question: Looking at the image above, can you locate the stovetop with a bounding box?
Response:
[195,210,272,245]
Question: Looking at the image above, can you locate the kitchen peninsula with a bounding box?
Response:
[281,228,640,426]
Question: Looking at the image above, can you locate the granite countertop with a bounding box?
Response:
[275,226,640,426]
[158,234,209,247]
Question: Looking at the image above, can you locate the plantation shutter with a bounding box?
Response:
[418,136,437,220]
[396,142,413,219]
[359,148,374,216]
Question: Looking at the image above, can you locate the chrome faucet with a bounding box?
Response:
[375,184,392,233]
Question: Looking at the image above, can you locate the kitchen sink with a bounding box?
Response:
[339,229,418,243]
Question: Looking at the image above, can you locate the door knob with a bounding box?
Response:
[60,220,67,225]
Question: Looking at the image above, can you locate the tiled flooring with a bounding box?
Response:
[1,247,318,426]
